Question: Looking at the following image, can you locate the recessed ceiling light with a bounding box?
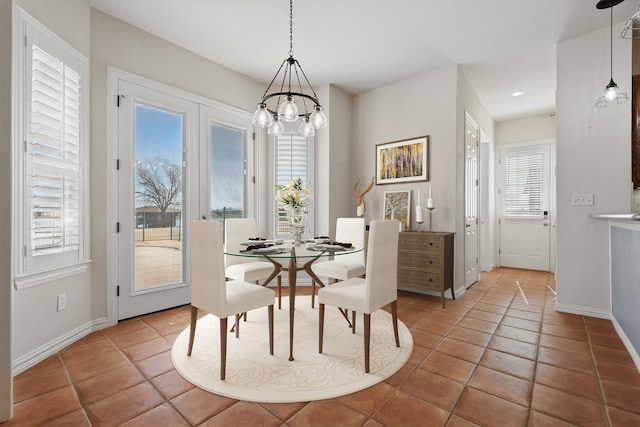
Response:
[511,91,524,97]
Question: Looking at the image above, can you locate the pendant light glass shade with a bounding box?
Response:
[252,103,273,127]
[596,78,629,106]
[277,95,299,122]
[268,116,285,135]
[621,6,640,39]
[595,5,629,107]
[309,105,328,129]
[298,118,315,137]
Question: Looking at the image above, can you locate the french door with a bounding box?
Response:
[116,80,199,320]
[112,75,254,321]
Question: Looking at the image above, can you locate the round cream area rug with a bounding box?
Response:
[171,296,413,403]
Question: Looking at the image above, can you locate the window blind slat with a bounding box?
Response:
[503,152,544,217]
[29,43,82,256]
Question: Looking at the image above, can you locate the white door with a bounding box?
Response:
[464,113,480,287]
[499,142,551,271]
[116,80,199,320]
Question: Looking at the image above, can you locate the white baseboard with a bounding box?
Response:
[13,317,109,376]
[554,303,611,319]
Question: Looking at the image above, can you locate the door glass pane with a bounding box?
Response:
[209,123,244,221]
[134,103,184,290]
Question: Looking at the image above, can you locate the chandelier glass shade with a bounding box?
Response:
[596,4,629,107]
[252,0,327,134]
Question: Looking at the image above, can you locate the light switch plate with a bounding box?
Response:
[571,194,594,206]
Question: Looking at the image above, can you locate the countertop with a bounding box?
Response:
[588,213,640,221]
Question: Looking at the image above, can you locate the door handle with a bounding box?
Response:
[543,222,549,226]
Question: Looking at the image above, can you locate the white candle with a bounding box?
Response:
[391,208,395,220]
[427,197,434,209]
[416,206,423,223]
[416,189,421,206]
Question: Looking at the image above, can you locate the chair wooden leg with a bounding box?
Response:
[391,300,400,347]
[268,304,274,355]
[311,280,316,308]
[220,317,228,380]
[352,310,356,334]
[234,314,240,338]
[319,303,325,353]
[364,313,371,373]
[277,276,282,310]
[187,306,198,356]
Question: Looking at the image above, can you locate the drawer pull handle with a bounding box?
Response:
[429,278,433,282]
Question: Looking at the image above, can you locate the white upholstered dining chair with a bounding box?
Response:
[224,218,282,308]
[188,221,275,380]
[318,220,400,373]
[310,217,365,308]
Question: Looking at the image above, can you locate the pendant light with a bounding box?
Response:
[621,3,640,39]
[596,1,629,107]
[252,0,327,134]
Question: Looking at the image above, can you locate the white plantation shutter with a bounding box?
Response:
[276,134,310,235]
[503,151,544,218]
[30,45,82,255]
[16,9,89,280]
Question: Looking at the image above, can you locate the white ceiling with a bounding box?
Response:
[87,0,640,121]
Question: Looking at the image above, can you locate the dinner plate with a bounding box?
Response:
[319,244,346,251]
[253,247,280,254]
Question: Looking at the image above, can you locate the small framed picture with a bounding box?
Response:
[376,135,429,185]
[383,190,411,231]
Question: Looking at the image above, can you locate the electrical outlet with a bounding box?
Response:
[57,293,66,311]
[571,194,594,206]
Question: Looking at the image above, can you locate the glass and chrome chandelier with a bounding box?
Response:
[252,0,327,137]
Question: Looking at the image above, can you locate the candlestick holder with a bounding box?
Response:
[427,207,435,232]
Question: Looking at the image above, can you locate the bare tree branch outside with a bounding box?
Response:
[136,157,182,227]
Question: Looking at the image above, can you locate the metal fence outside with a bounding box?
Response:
[135,226,181,242]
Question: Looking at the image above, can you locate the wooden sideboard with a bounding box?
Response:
[367,230,455,308]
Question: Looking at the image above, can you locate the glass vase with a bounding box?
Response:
[286,208,308,246]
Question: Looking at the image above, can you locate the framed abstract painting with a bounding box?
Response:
[376,135,429,185]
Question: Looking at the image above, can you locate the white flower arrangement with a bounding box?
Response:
[275,178,313,210]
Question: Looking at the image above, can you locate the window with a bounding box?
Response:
[274,133,313,237]
[15,9,89,283]
[502,150,544,218]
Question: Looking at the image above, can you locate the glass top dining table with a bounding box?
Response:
[224,242,363,361]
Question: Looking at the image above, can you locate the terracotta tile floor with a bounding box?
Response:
[7,268,640,426]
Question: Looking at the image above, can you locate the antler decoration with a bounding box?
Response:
[353,176,375,217]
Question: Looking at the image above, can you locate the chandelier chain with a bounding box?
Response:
[289,0,294,57]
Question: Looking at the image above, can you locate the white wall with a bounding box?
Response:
[12,0,93,373]
[314,84,353,238]
[556,24,632,316]
[352,65,494,291]
[1,0,12,420]
[495,113,556,146]
[353,66,458,234]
